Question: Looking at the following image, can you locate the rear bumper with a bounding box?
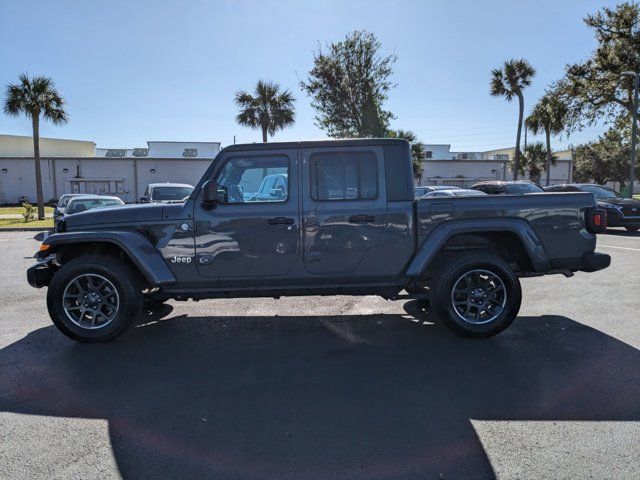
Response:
[27,261,55,288]
[579,251,611,273]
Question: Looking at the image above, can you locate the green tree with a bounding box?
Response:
[3,74,68,219]
[300,30,396,138]
[514,142,556,185]
[387,129,425,179]
[559,2,640,130]
[526,91,567,186]
[490,59,536,180]
[573,128,635,186]
[235,80,295,142]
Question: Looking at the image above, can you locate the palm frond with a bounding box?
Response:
[3,73,68,124]
[234,80,296,140]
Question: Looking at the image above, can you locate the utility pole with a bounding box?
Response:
[621,71,638,197]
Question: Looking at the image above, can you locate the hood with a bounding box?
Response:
[598,198,640,207]
[63,203,165,229]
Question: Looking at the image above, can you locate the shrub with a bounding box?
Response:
[22,202,36,223]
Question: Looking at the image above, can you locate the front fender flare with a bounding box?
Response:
[405,218,550,278]
[40,231,176,286]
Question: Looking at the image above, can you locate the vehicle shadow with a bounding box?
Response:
[1,305,639,479]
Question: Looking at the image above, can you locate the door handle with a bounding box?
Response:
[267,216,295,225]
[349,214,376,223]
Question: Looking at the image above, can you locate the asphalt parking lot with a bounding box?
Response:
[0,230,639,480]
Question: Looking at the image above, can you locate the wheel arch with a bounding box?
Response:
[406,219,550,279]
[41,231,176,287]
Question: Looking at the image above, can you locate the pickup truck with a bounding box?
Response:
[27,139,611,342]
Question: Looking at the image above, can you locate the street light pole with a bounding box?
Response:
[622,71,639,198]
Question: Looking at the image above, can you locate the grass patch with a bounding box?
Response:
[0,205,54,216]
[0,218,54,228]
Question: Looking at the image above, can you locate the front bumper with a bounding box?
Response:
[27,261,55,288]
[579,251,611,273]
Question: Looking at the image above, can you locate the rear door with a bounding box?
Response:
[301,146,388,274]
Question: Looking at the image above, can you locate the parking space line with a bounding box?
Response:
[599,244,640,252]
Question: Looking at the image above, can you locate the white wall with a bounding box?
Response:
[0,157,211,204]
[417,159,573,187]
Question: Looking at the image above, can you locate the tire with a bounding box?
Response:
[625,226,639,232]
[430,252,521,338]
[47,254,143,342]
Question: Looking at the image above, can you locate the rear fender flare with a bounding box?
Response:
[405,218,550,278]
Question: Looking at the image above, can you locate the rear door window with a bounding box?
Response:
[309,152,378,201]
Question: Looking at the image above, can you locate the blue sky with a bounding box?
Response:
[0,0,622,151]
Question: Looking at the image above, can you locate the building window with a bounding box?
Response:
[424,151,433,159]
[309,151,378,201]
[183,148,198,157]
[133,148,149,157]
[105,149,126,157]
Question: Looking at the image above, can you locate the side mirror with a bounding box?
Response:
[139,196,150,203]
[201,180,219,209]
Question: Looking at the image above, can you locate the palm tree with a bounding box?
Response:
[490,59,536,180]
[3,74,68,219]
[235,81,295,142]
[387,129,425,180]
[514,142,556,185]
[526,92,567,186]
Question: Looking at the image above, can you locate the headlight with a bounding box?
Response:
[597,202,618,210]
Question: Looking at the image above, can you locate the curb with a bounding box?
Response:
[0,227,53,232]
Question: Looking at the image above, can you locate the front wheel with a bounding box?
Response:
[625,226,639,232]
[47,255,143,342]
[430,253,521,338]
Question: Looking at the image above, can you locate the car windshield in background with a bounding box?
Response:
[151,186,194,201]
[67,199,123,214]
[578,185,622,199]
[452,190,486,196]
[506,183,544,194]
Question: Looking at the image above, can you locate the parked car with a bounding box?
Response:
[470,180,544,195]
[140,183,194,203]
[53,194,94,225]
[414,185,461,198]
[243,173,288,202]
[63,195,124,218]
[422,189,487,198]
[28,138,610,342]
[545,183,640,232]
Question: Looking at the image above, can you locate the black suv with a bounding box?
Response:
[544,184,640,232]
[470,180,544,195]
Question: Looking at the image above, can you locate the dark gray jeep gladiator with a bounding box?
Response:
[27,139,611,342]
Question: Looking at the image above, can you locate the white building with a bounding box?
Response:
[417,144,573,187]
[0,136,220,204]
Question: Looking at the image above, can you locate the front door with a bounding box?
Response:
[194,148,300,281]
[301,146,388,274]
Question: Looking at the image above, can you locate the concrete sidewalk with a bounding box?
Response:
[0,213,53,219]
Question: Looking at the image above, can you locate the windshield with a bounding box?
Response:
[506,183,544,194]
[579,184,622,199]
[67,198,123,214]
[151,186,194,201]
[452,190,487,196]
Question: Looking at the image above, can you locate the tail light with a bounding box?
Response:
[586,207,607,234]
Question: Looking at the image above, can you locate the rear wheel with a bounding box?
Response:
[430,253,521,338]
[625,226,639,232]
[47,255,143,342]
